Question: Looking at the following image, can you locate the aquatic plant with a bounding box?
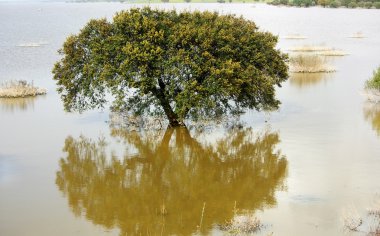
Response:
[365,66,380,91]
[289,54,335,73]
[0,80,46,98]
[219,213,263,234]
[343,195,380,235]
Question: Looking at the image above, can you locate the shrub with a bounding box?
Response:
[364,1,373,7]
[348,2,357,7]
[374,2,380,8]
[365,66,380,91]
[357,1,365,7]
[329,0,341,7]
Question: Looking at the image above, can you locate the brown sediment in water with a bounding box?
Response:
[0,80,47,98]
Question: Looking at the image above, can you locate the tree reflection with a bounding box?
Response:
[56,127,287,235]
[289,73,331,88]
[0,97,37,112]
[363,102,380,136]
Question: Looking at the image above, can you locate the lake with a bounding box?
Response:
[1,2,380,235]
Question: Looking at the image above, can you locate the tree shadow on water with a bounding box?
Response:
[56,126,288,235]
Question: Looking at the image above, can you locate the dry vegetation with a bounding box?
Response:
[289,54,335,73]
[289,45,333,52]
[317,50,349,56]
[219,214,263,235]
[283,34,307,40]
[349,32,366,38]
[343,196,380,235]
[0,80,46,98]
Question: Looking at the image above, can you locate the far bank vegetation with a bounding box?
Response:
[0,80,47,98]
[269,0,380,9]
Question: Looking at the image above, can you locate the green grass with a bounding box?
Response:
[365,66,380,91]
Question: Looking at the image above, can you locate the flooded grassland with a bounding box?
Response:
[1,2,380,236]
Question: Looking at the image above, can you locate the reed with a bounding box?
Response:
[317,50,348,56]
[0,80,47,98]
[283,34,307,40]
[349,32,366,38]
[289,54,335,73]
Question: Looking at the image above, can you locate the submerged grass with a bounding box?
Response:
[219,214,263,235]
[0,80,47,98]
[289,54,335,73]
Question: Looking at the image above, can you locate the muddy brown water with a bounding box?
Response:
[1,2,380,236]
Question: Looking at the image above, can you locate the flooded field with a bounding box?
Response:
[1,2,380,236]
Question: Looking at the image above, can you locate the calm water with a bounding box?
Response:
[1,2,380,236]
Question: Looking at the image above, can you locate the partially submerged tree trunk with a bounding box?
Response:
[154,85,186,128]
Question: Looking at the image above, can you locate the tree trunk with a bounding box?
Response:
[153,82,186,127]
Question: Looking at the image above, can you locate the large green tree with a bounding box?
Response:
[53,7,288,127]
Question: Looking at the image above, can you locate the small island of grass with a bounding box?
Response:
[364,66,380,102]
[290,54,335,73]
[0,80,47,98]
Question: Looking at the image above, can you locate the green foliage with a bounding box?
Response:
[364,1,373,7]
[348,2,357,7]
[293,0,315,7]
[329,0,341,7]
[365,66,380,91]
[270,0,380,8]
[53,8,288,126]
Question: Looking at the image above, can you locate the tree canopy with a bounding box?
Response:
[53,7,288,127]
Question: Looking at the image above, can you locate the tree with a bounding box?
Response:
[53,7,288,127]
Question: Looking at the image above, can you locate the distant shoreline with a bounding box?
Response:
[0,0,379,10]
